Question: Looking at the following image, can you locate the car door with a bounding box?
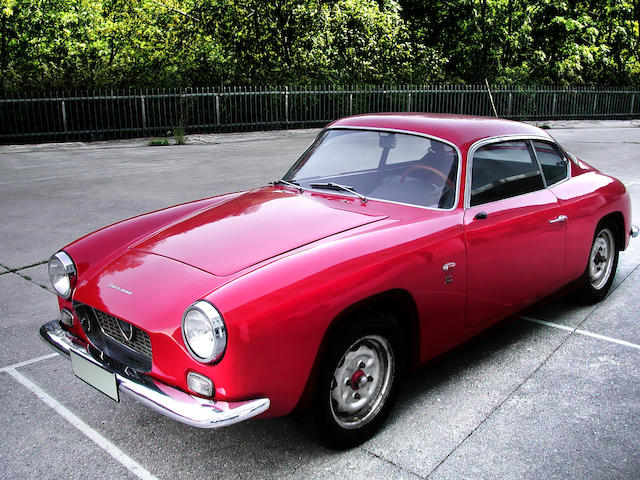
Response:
[463,139,566,328]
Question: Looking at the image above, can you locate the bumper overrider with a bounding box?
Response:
[39,319,270,428]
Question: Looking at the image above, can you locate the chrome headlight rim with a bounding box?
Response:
[181,300,227,364]
[48,251,76,299]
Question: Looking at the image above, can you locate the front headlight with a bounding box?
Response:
[181,300,227,363]
[48,251,76,299]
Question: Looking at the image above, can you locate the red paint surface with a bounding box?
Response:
[58,115,633,418]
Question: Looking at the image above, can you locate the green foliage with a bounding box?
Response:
[0,0,638,92]
[173,125,186,145]
[148,137,169,146]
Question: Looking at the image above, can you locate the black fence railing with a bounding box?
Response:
[1,85,638,144]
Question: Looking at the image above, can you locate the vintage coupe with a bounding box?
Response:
[41,114,637,448]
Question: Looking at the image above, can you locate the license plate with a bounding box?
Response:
[70,351,119,402]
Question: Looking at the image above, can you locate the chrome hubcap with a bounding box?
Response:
[589,228,615,290]
[329,335,394,429]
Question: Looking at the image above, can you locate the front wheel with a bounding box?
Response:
[575,223,619,304]
[315,311,404,449]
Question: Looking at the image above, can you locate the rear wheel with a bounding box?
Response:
[575,223,619,304]
[315,311,404,449]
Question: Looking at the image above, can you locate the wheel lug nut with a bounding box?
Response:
[359,362,365,369]
[367,375,373,382]
[354,393,361,400]
[345,379,351,386]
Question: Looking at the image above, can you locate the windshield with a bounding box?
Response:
[285,129,458,209]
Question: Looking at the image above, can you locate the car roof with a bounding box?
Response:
[328,113,552,149]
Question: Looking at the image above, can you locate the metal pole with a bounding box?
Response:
[61,99,68,139]
[215,94,220,126]
[285,86,289,127]
[407,92,412,112]
[485,79,498,118]
[349,93,353,115]
[140,95,146,136]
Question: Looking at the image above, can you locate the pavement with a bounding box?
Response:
[0,122,638,479]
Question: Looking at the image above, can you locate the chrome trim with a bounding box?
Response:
[464,135,571,209]
[548,215,568,224]
[39,320,269,428]
[632,225,639,238]
[181,300,227,364]
[312,126,464,212]
[48,251,76,299]
[442,262,456,271]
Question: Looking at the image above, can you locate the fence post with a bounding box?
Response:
[507,92,512,117]
[284,86,289,127]
[60,99,68,139]
[552,93,557,117]
[407,91,412,112]
[592,92,598,115]
[215,94,220,126]
[140,94,146,136]
[630,94,635,119]
[349,93,353,115]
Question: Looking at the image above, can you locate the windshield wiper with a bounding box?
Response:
[270,179,303,193]
[309,182,368,203]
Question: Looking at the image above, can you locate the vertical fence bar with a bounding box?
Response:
[140,94,146,136]
[215,94,220,126]
[61,99,68,140]
[285,86,289,127]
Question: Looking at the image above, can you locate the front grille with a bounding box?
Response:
[93,309,152,359]
[74,303,152,372]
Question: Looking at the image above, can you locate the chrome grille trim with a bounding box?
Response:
[92,308,152,359]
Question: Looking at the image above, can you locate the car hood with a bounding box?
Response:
[133,188,388,276]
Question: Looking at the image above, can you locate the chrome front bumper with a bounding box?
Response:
[39,320,270,428]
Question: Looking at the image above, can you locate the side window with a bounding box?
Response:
[470,140,545,206]
[532,141,569,186]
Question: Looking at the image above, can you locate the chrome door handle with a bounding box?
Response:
[549,215,568,224]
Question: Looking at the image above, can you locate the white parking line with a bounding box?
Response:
[522,316,640,350]
[4,368,160,480]
[0,352,58,372]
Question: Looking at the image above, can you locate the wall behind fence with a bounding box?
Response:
[1,85,638,144]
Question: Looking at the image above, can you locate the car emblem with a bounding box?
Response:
[117,319,135,341]
[107,283,133,295]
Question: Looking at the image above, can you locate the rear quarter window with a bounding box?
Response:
[532,141,569,186]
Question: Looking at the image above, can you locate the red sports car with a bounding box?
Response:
[41,114,637,448]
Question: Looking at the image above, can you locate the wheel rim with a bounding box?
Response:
[329,335,394,430]
[589,228,615,290]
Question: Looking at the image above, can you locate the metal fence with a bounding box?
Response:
[1,85,638,144]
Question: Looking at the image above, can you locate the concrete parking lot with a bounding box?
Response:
[1,123,638,479]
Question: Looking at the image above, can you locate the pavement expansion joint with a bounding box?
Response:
[0,259,48,273]
[360,447,424,479]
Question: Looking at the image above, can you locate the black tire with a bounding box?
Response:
[575,222,619,304]
[314,310,404,449]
